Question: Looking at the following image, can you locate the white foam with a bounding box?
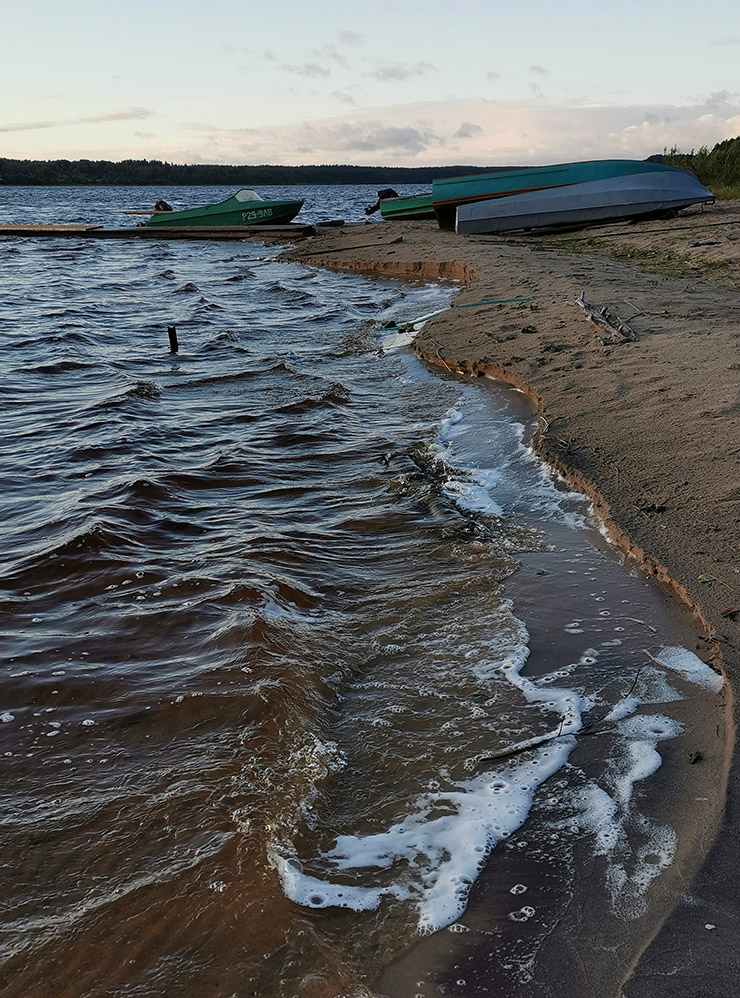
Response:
[277,607,592,934]
[438,405,465,439]
[275,736,576,934]
[433,396,592,528]
[567,712,684,919]
[604,697,640,722]
[614,715,682,809]
[654,646,723,692]
[442,477,504,519]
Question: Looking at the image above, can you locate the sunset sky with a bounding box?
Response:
[3,0,739,167]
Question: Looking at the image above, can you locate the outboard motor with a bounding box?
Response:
[154,199,173,212]
[364,188,399,215]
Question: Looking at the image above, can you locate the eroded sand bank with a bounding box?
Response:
[281,201,740,996]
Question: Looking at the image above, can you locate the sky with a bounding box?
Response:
[2,0,739,167]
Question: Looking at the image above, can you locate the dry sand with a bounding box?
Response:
[281,200,740,997]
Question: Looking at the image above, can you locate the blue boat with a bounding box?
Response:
[432,159,680,229]
[455,169,714,234]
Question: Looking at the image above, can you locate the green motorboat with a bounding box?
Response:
[432,159,679,229]
[145,189,304,227]
[379,193,435,221]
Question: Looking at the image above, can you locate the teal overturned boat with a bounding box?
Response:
[432,160,679,229]
[379,193,435,221]
[364,188,435,220]
[145,189,304,227]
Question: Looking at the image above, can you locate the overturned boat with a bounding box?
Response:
[378,193,435,221]
[145,189,304,227]
[432,159,682,230]
[364,189,435,220]
[455,169,715,235]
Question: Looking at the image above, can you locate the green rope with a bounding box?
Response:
[378,296,537,332]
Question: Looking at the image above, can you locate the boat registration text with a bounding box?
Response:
[242,208,274,221]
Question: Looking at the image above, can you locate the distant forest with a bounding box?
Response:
[2,136,738,188]
[0,159,510,186]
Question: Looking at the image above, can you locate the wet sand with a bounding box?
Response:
[281,201,740,996]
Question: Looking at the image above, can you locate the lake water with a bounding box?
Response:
[0,186,725,997]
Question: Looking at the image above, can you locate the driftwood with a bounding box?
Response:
[575,291,637,344]
[473,658,650,769]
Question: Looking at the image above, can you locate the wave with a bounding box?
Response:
[276,382,350,414]
[22,359,94,375]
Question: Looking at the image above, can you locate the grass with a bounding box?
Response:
[610,243,691,278]
[543,232,738,288]
[707,184,740,199]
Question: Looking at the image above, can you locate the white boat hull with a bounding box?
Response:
[455,170,715,234]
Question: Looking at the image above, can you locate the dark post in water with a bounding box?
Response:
[168,325,179,354]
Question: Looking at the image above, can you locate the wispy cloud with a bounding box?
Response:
[280,62,331,78]
[529,65,549,75]
[331,90,357,106]
[454,121,483,139]
[486,71,502,81]
[312,43,349,69]
[338,30,363,46]
[703,89,739,108]
[365,61,436,82]
[307,121,442,155]
[0,107,154,133]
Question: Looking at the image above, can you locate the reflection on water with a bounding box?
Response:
[0,187,725,998]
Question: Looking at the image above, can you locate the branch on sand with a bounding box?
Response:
[474,659,649,769]
[575,291,637,344]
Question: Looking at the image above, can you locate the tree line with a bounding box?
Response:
[649,135,740,189]
[3,139,737,189]
[0,158,511,186]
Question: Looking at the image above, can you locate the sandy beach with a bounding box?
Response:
[281,201,740,996]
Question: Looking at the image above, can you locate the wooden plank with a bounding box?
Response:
[0,223,314,239]
[0,224,103,232]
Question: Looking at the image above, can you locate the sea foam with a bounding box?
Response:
[654,645,723,692]
[274,736,576,934]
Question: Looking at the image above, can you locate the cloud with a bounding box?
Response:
[486,71,502,81]
[365,61,436,82]
[305,121,442,155]
[271,94,739,166]
[280,62,331,78]
[703,90,739,109]
[338,30,363,46]
[85,108,154,124]
[0,107,154,133]
[529,65,549,75]
[331,90,357,106]
[60,93,739,169]
[454,121,483,139]
[313,43,349,69]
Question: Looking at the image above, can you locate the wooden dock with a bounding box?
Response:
[0,223,316,240]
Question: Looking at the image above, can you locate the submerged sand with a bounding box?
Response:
[281,201,740,996]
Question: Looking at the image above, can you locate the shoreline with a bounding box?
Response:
[280,204,740,995]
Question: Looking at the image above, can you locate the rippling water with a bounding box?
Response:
[0,187,725,998]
